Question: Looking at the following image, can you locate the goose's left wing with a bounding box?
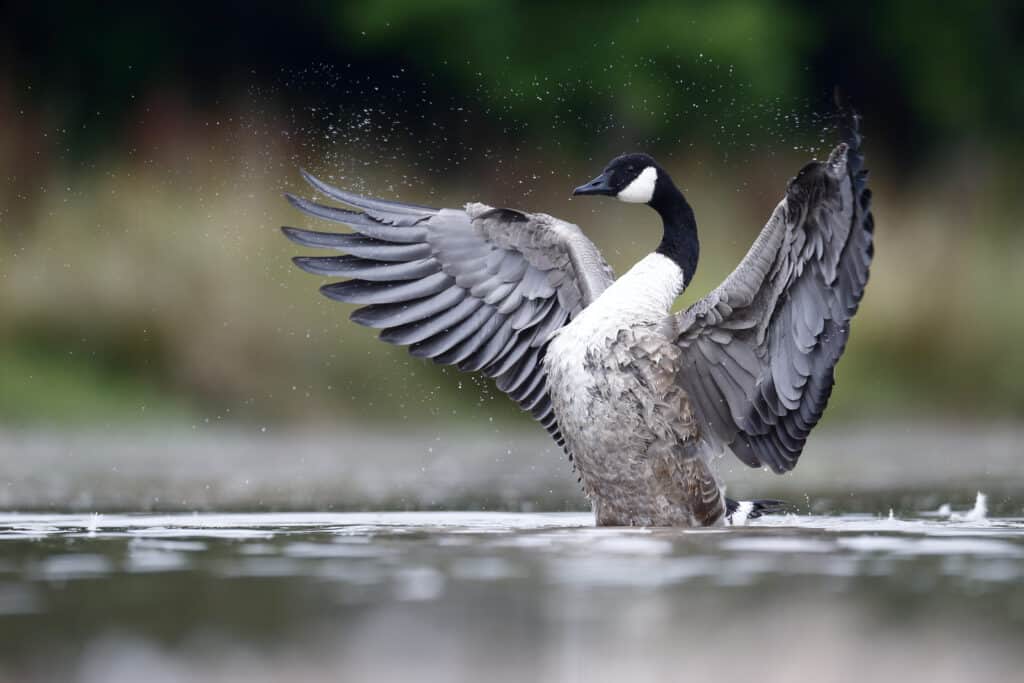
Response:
[282,171,615,446]
[669,118,874,473]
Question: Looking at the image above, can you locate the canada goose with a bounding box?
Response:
[282,113,874,527]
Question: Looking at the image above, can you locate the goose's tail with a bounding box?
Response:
[725,497,790,522]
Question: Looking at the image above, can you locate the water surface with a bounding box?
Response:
[1,501,1022,682]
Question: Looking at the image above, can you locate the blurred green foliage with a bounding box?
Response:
[3,1,1022,155]
[1,1,1022,426]
[334,0,1024,150]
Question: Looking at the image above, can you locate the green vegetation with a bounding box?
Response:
[0,342,191,424]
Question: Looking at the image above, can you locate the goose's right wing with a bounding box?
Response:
[282,171,615,446]
[669,115,874,473]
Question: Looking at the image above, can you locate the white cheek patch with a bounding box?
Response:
[617,166,657,203]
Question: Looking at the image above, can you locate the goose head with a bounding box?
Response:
[573,152,699,286]
[572,153,662,204]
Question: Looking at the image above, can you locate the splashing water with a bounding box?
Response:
[950,491,988,522]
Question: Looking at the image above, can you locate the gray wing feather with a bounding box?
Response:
[292,255,442,281]
[283,174,615,446]
[671,117,874,473]
[280,228,434,262]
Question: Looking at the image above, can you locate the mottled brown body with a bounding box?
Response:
[546,254,726,527]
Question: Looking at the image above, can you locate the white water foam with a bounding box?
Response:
[949,492,988,522]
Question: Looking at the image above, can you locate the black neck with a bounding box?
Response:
[651,177,699,286]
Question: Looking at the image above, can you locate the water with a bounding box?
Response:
[1,500,1022,682]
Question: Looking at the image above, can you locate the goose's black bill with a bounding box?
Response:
[573,171,615,196]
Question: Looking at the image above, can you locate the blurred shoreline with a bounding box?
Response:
[2,421,1021,515]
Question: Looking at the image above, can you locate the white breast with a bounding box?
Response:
[546,252,685,394]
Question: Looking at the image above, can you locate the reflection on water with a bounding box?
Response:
[1,501,1023,682]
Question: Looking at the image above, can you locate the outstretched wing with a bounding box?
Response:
[670,116,874,473]
[282,170,615,446]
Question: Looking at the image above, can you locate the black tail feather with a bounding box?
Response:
[725,497,790,520]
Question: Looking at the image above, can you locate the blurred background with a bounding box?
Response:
[2,4,1024,683]
[0,1,1022,511]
